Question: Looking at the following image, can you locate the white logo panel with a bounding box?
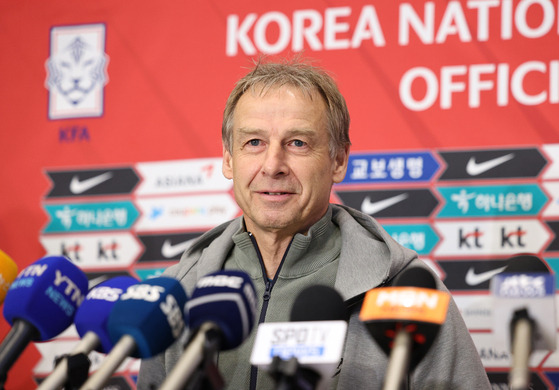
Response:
[543,181,559,217]
[471,333,548,368]
[434,220,550,257]
[543,143,559,179]
[453,294,492,331]
[45,23,108,119]
[135,158,232,195]
[39,232,141,269]
[135,194,239,231]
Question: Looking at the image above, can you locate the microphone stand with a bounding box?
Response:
[269,356,320,390]
[0,320,39,390]
[509,309,534,390]
[160,322,224,390]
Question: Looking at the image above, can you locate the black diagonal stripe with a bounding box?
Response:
[137,232,204,262]
[335,188,438,218]
[438,148,546,180]
[45,167,139,198]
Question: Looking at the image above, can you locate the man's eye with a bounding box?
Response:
[248,139,261,146]
[292,140,306,147]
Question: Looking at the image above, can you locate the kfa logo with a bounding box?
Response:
[458,226,526,248]
[45,23,108,119]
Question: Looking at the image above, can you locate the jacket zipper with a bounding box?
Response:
[248,232,293,390]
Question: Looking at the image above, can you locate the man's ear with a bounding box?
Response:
[222,146,233,180]
[332,144,350,184]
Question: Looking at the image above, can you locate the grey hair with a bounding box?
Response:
[222,57,351,158]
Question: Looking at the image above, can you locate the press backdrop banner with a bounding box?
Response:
[1,0,559,388]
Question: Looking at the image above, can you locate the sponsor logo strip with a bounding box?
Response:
[137,232,204,262]
[434,220,550,256]
[134,194,239,231]
[438,148,546,180]
[436,259,510,291]
[542,181,559,217]
[39,232,141,269]
[437,184,547,218]
[43,201,139,233]
[542,144,559,180]
[340,152,439,184]
[135,158,232,195]
[45,167,139,198]
[383,224,439,255]
[335,189,438,218]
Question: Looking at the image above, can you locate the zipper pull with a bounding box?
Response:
[263,280,272,302]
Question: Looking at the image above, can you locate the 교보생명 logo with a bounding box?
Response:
[45,23,109,119]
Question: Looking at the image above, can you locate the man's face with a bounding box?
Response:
[222,85,349,237]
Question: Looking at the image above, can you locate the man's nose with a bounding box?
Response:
[261,144,289,177]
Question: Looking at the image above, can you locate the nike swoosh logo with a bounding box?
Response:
[361,193,409,215]
[161,239,193,258]
[465,153,515,176]
[70,172,113,194]
[465,266,508,286]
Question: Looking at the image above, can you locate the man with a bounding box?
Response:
[138,59,491,389]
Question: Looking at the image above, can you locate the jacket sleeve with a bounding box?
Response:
[409,289,492,389]
[137,352,167,390]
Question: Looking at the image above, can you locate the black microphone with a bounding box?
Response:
[159,270,258,390]
[491,254,555,390]
[0,256,88,388]
[251,285,348,390]
[360,267,450,390]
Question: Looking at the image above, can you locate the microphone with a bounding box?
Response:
[0,250,18,304]
[359,267,450,390]
[491,254,556,390]
[159,270,257,390]
[0,255,88,386]
[79,276,188,390]
[37,276,139,390]
[251,285,348,390]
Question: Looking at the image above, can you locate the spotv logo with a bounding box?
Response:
[45,23,109,119]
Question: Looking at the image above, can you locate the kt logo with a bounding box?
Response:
[459,227,526,248]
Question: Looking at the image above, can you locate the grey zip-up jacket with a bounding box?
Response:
[138,204,491,389]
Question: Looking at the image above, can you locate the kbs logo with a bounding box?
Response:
[45,23,109,119]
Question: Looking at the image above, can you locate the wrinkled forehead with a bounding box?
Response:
[245,81,326,104]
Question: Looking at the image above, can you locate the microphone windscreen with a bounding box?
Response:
[0,250,18,303]
[360,266,449,370]
[393,267,437,289]
[107,276,188,358]
[3,256,88,341]
[290,285,346,322]
[188,270,257,350]
[74,276,139,353]
[505,254,551,273]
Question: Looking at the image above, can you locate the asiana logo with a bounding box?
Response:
[45,23,109,119]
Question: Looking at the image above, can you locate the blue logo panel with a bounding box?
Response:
[437,184,547,218]
[383,224,439,255]
[43,201,139,232]
[134,268,166,281]
[341,152,439,184]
